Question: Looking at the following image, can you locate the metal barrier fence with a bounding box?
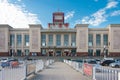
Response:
[95,67,120,80]
[0,59,54,80]
[0,64,26,80]
[64,59,120,80]
[35,60,44,73]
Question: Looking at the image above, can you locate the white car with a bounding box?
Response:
[109,61,120,68]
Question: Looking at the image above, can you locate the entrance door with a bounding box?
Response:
[56,50,61,56]
[71,49,76,56]
[49,51,54,56]
[17,49,22,56]
[88,49,93,56]
[96,49,101,56]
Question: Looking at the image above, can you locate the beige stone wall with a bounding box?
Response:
[0,25,9,52]
[29,24,41,52]
[76,24,88,52]
[109,24,120,52]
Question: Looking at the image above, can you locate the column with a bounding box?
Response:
[101,34,103,48]
[53,34,56,46]
[15,33,17,56]
[93,34,96,56]
[22,33,24,56]
[61,34,64,46]
[46,34,48,46]
[101,34,103,56]
[69,34,71,46]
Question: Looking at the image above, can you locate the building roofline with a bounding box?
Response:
[29,24,43,29]
[75,24,89,28]
[109,24,120,27]
[0,24,13,28]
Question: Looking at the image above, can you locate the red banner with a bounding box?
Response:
[83,63,93,76]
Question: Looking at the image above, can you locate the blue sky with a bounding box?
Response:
[0,0,120,28]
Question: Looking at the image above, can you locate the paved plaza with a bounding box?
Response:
[29,62,91,80]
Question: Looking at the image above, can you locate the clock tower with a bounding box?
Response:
[48,12,69,29]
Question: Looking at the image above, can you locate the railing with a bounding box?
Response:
[64,59,120,80]
[0,64,26,80]
[95,67,120,80]
[0,59,54,80]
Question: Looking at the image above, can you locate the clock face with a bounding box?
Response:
[54,15,62,20]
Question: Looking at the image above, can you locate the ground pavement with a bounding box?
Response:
[28,62,91,80]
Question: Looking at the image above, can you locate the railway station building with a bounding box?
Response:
[0,12,120,57]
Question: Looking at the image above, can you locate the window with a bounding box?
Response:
[41,34,46,46]
[56,34,61,46]
[24,35,29,46]
[17,49,22,56]
[24,49,29,56]
[88,49,93,56]
[41,49,46,55]
[96,49,101,56]
[17,34,22,47]
[96,34,101,46]
[10,34,15,47]
[71,34,76,46]
[64,34,69,46]
[103,34,108,46]
[48,34,53,46]
[88,34,93,46]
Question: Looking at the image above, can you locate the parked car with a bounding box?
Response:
[101,60,115,66]
[109,61,120,68]
[1,59,19,68]
[95,59,101,64]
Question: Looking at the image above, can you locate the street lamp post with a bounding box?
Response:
[103,45,106,58]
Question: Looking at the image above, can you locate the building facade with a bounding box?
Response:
[0,12,120,57]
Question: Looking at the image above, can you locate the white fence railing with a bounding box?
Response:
[0,59,54,80]
[64,59,120,80]
[0,65,26,80]
[95,67,120,80]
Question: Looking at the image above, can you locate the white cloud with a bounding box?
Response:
[81,9,107,26]
[111,10,120,16]
[106,1,118,9]
[65,11,75,20]
[0,0,40,28]
[75,0,119,27]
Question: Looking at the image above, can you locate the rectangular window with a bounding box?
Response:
[64,34,69,46]
[96,34,101,46]
[96,49,101,56]
[10,34,15,47]
[48,34,53,46]
[24,35,29,46]
[103,34,108,46]
[56,34,61,46]
[71,34,76,46]
[24,49,29,56]
[88,49,93,56]
[88,34,93,46]
[17,34,22,47]
[41,34,46,46]
[17,49,22,56]
[41,49,46,55]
